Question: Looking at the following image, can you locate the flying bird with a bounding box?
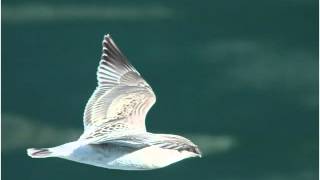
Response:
[27,34,201,170]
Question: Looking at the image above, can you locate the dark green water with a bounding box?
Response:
[2,0,318,180]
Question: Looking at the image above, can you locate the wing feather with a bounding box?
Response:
[95,134,201,155]
[81,34,156,140]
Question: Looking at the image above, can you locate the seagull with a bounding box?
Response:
[27,34,201,170]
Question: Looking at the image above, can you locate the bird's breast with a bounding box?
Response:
[107,146,198,170]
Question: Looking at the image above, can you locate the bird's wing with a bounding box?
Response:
[79,34,156,141]
[95,134,201,155]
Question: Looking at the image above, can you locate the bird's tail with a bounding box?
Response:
[27,148,53,158]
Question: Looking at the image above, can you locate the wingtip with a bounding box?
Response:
[102,34,112,47]
[104,33,111,39]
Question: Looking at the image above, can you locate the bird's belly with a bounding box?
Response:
[67,145,195,170]
[110,146,196,170]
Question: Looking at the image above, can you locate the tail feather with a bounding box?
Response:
[27,148,53,158]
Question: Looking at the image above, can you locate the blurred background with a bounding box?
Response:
[2,0,318,179]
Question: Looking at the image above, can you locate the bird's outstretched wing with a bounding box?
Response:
[96,133,202,156]
[79,34,156,141]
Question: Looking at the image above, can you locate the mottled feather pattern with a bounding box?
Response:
[80,120,129,140]
[98,133,201,155]
[82,34,156,138]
